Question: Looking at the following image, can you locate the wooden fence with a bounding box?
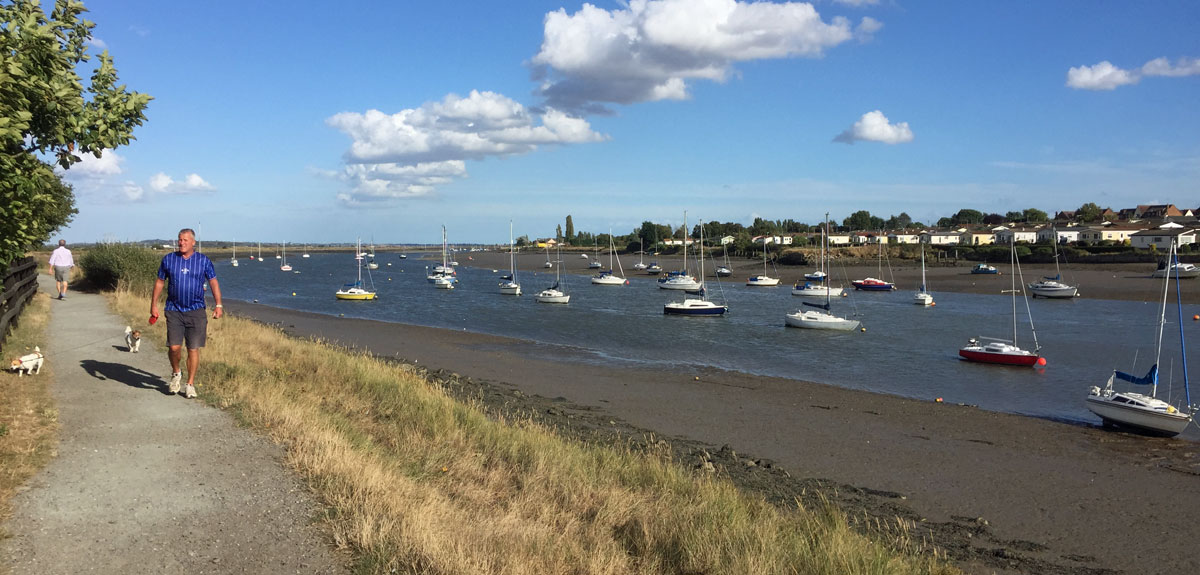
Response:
[0,256,40,356]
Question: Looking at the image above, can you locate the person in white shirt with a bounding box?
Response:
[47,239,74,300]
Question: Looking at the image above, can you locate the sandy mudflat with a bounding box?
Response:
[225,291,1199,575]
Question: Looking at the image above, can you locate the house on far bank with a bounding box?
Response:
[1129,225,1197,250]
[1054,210,1076,221]
[1079,223,1148,245]
[923,229,963,245]
[849,232,886,245]
[887,231,921,244]
[961,227,997,245]
[993,226,1039,244]
[827,232,852,246]
[1036,227,1081,244]
[1136,204,1183,219]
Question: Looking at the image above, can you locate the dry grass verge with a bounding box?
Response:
[113,290,956,575]
[0,292,58,536]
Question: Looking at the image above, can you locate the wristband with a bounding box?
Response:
[215,304,223,308]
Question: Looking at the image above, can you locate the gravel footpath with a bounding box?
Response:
[1,276,346,574]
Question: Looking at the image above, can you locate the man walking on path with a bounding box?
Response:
[47,239,73,300]
[150,228,223,399]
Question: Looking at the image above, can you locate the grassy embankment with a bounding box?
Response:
[99,243,954,574]
[0,290,57,537]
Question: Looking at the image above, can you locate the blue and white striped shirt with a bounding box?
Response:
[158,252,216,312]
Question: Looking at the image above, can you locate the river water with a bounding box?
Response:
[216,251,1200,428]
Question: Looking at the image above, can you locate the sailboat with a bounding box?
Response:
[793,216,844,298]
[746,236,780,286]
[852,236,896,291]
[1086,239,1195,436]
[280,242,292,271]
[499,221,521,295]
[913,244,933,306]
[959,237,1044,367]
[628,240,648,273]
[256,242,262,262]
[428,225,457,288]
[665,218,727,316]
[658,212,700,291]
[335,239,377,300]
[366,241,379,270]
[1028,232,1077,298]
[587,239,603,269]
[535,245,570,303]
[543,243,553,268]
[230,239,238,267]
[715,241,733,277]
[591,231,627,285]
[302,244,310,258]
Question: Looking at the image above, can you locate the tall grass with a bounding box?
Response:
[112,290,956,575]
[79,243,160,295]
[0,292,58,534]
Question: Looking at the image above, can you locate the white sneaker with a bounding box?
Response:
[184,384,197,399]
[168,372,182,394]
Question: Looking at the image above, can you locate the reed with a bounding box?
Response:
[112,290,956,575]
[0,292,58,534]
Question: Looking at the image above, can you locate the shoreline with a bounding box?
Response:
[224,299,1200,575]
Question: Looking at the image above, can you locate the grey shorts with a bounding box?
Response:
[53,266,71,282]
[165,309,208,349]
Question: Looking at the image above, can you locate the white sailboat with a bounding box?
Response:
[591,230,627,285]
[793,218,843,298]
[633,238,648,270]
[1087,239,1195,436]
[664,218,727,316]
[1028,230,1077,298]
[230,238,238,267]
[256,242,262,262]
[280,242,292,271]
[746,235,780,286]
[499,221,521,295]
[366,241,379,270]
[543,244,553,269]
[535,246,570,304]
[428,225,457,288]
[715,241,733,277]
[658,212,700,291]
[335,239,376,300]
[913,243,933,306]
[786,213,859,331]
[302,244,310,258]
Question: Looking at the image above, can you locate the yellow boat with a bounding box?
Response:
[336,239,376,300]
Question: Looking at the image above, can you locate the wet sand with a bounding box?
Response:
[225,293,1200,575]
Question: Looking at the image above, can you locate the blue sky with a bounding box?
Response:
[57,0,1200,244]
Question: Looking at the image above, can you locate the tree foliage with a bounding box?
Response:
[564,215,574,243]
[1076,202,1103,222]
[951,209,984,225]
[1023,208,1048,223]
[1,0,151,268]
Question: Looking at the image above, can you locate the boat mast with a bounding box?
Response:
[1171,239,1194,409]
[1010,235,1018,347]
[509,220,516,279]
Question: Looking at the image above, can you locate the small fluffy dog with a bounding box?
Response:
[9,347,43,376]
[124,326,142,353]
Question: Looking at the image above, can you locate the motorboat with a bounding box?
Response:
[1151,261,1200,279]
[971,263,999,274]
[851,277,895,291]
[646,262,662,275]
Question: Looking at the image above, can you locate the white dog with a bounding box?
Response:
[9,347,44,376]
[124,326,142,353]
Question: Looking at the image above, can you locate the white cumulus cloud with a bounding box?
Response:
[327,90,605,205]
[62,150,124,178]
[122,181,144,201]
[531,0,868,113]
[834,0,879,6]
[833,110,913,145]
[1066,61,1139,90]
[148,172,215,193]
[1067,57,1200,90]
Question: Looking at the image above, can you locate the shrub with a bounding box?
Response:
[79,243,161,295]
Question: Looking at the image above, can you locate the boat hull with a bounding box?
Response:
[958,348,1040,366]
[913,292,934,306]
[1028,281,1077,298]
[335,290,376,301]
[498,282,521,295]
[591,275,626,285]
[659,278,700,290]
[784,310,859,331]
[852,279,895,291]
[535,290,569,304]
[664,300,727,315]
[792,285,844,298]
[1085,396,1191,436]
[746,276,780,286]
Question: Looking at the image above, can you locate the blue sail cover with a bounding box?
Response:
[1115,364,1158,386]
[1042,274,1061,281]
[802,301,830,311]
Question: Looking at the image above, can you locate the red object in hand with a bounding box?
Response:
[149,314,158,325]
